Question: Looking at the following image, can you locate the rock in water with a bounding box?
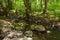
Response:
[24,36,32,40]
[0,19,14,40]
[47,30,51,33]
[34,25,46,31]
[0,19,14,32]
[0,19,33,40]
[27,37,32,40]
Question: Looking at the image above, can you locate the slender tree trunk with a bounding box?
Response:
[40,0,43,11]
[24,0,31,30]
[5,0,12,17]
[36,0,39,9]
[7,0,12,10]
[0,1,5,16]
[43,0,48,13]
[24,0,31,18]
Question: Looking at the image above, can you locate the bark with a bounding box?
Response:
[7,0,12,10]
[36,0,39,9]
[23,0,31,31]
[5,0,12,17]
[40,0,43,11]
[24,0,31,18]
[43,0,48,13]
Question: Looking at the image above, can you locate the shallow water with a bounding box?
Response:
[33,30,60,40]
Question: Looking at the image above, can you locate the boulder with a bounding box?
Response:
[0,19,14,40]
[0,19,32,40]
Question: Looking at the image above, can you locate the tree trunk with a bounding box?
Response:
[24,0,31,30]
[43,0,48,13]
[40,0,43,11]
[5,0,12,17]
[36,0,39,9]
[7,0,12,10]
[24,0,31,18]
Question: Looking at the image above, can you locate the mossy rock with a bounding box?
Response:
[35,25,46,31]
[25,31,32,34]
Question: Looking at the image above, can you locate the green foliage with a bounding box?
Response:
[0,0,60,40]
[0,0,60,32]
[13,20,27,31]
[13,23,24,31]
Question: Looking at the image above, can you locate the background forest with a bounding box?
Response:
[0,0,60,40]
